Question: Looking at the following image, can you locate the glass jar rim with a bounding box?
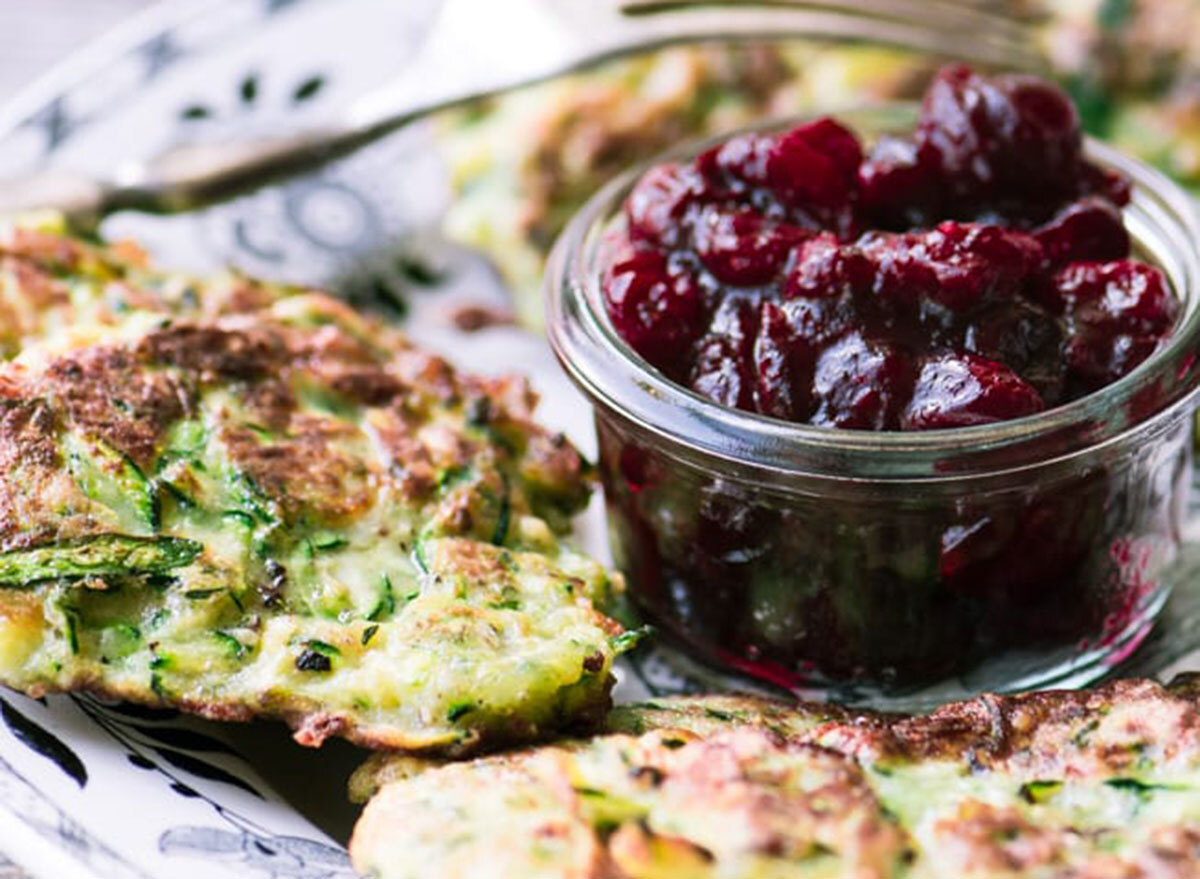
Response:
[546,105,1200,482]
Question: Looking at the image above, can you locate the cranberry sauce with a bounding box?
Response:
[590,67,1191,694]
[602,66,1177,431]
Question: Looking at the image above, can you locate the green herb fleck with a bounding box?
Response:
[213,631,246,660]
[1105,777,1187,801]
[412,541,430,574]
[368,575,396,622]
[610,626,653,655]
[1019,780,1063,804]
[310,532,348,552]
[183,588,223,600]
[62,608,80,654]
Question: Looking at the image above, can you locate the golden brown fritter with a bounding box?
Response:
[0,218,630,754]
[351,678,1200,878]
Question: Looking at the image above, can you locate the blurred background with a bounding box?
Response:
[0,1,152,100]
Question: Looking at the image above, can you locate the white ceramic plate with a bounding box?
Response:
[2,2,1200,876]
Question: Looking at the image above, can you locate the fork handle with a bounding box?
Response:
[0,1,1042,229]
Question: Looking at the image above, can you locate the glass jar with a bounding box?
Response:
[546,107,1200,707]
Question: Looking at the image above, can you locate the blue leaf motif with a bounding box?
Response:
[160,826,353,878]
[130,723,238,755]
[0,698,87,787]
[152,746,262,799]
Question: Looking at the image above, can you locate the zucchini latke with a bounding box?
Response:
[352,679,1200,878]
[0,219,629,753]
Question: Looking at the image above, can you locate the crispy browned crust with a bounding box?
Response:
[220,415,376,524]
[806,675,1200,774]
[44,345,190,467]
[138,324,287,382]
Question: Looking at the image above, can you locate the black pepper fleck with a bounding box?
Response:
[295,649,331,672]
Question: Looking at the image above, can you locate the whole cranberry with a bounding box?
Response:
[964,299,1067,404]
[784,232,871,301]
[625,163,707,248]
[690,333,755,411]
[1034,197,1130,266]
[991,74,1083,193]
[698,119,861,234]
[916,65,1082,206]
[603,247,706,370]
[916,65,1004,201]
[689,298,760,410]
[857,222,1043,314]
[918,222,1045,312]
[692,205,808,286]
[753,302,815,420]
[811,332,915,430]
[698,131,772,191]
[1050,261,1178,335]
[902,352,1045,430]
[1079,162,1132,207]
[858,136,943,230]
[1049,261,1179,390]
[770,118,862,235]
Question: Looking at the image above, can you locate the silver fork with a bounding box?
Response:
[0,0,1043,232]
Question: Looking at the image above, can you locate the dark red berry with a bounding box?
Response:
[698,131,772,190]
[603,247,706,369]
[783,233,870,301]
[688,297,761,410]
[991,73,1082,195]
[692,205,808,286]
[698,119,861,234]
[902,352,1045,429]
[1049,261,1179,390]
[769,119,861,234]
[810,333,914,430]
[1079,162,1132,207]
[857,136,942,230]
[787,117,864,182]
[690,333,755,411]
[1034,197,1130,266]
[858,222,1043,314]
[916,65,1003,201]
[625,163,707,248]
[1050,261,1178,335]
[918,222,1044,312]
[916,65,1082,206]
[753,302,815,420]
[964,300,1067,404]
